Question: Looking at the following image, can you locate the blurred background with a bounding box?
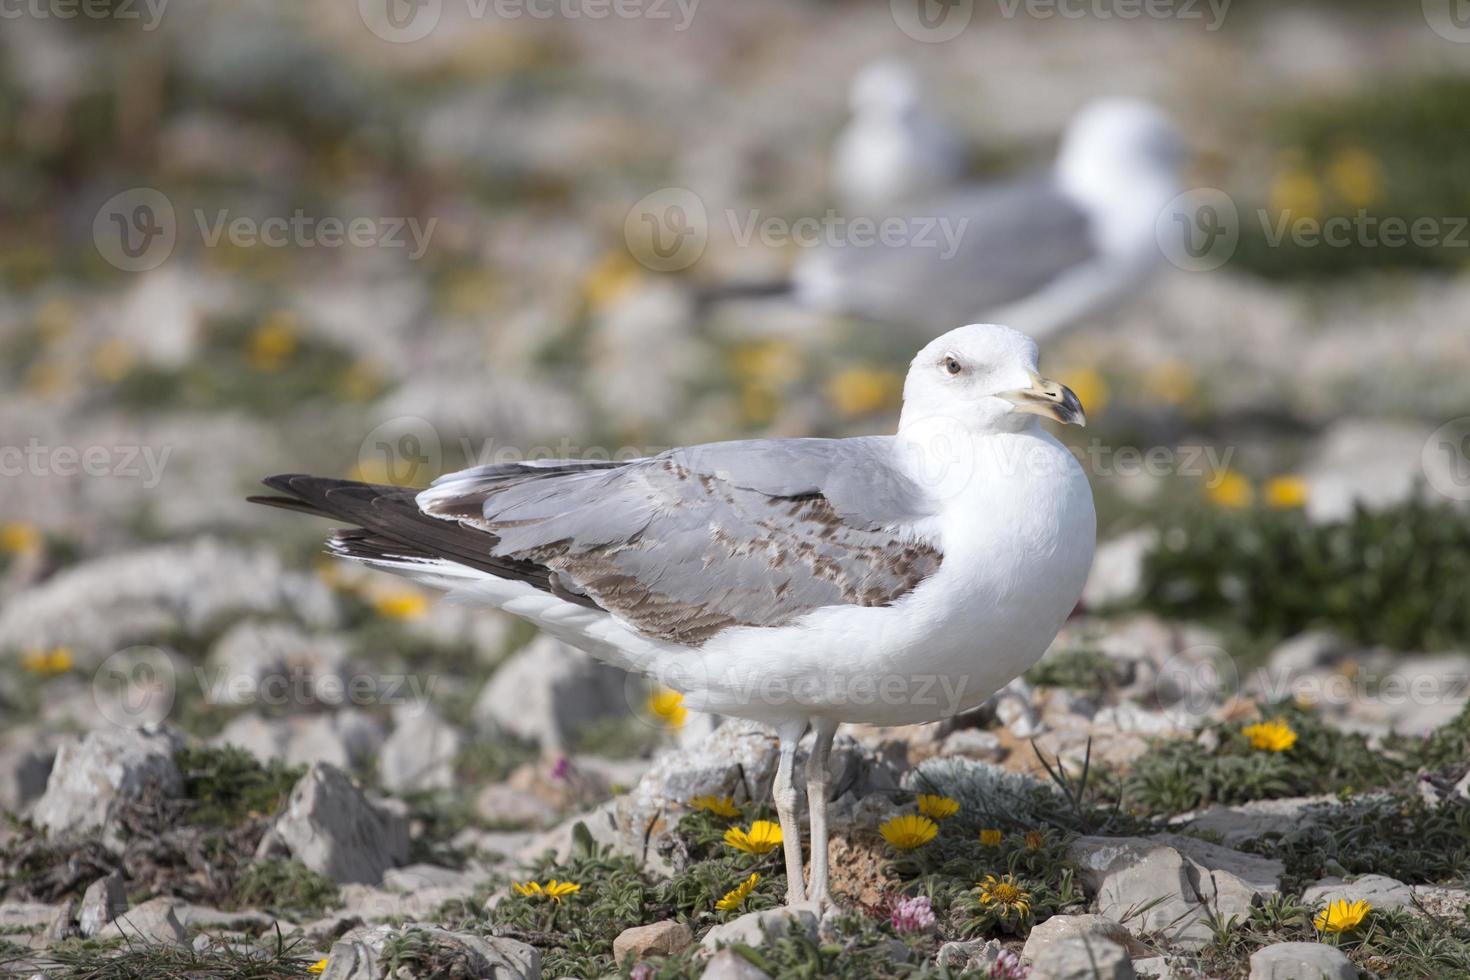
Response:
[3,0,1470,884]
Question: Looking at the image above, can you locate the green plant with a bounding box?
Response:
[1,930,320,979]
[233,859,341,920]
[1135,495,1470,652]
[1025,649,1123,692]
[176,745,303,828]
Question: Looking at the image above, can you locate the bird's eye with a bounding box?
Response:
[942,356,963,376]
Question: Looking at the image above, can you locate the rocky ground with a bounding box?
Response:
[4,2,1470,978]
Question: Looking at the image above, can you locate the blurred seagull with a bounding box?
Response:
[831,59,967,211]
[707,100,1183,340]
[250,323,1095,907]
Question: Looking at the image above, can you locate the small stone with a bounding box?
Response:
[936,937,1002,971]
[613,919,693,964]
[32,726,182,848]
[1023,913,1146,962]
[701,947,774,980]
[1302,874,1412,911]
[99,896,188,945]
[1083,528,1156,607]
[1266,631,1345,678]
[939,728,1005,761]
[78,872,127,937]
[1248,941,1357,979]
[701,904,819,951]
[377,709,462,794]
[1029,934,1135,980]
[271,763,409,884]
[321,924,539,980]
[471,634,630,751]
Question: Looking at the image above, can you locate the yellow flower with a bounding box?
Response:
[1263,476,1309,510]
[582,251,643,310]
[915,794,960,821]
[879,814,938,850]
[689,795,741,818]
[1055,367,1108,421]
[647,688,688,729]
[1270,159,1322,220]
[1206,470,1253,509]
[0,522,42,555]
[1140,359,1196,407]
[715,872,761,912]
[372,589,429,621]
[979,828,1003,848]
[91,338,137,383]
[1023,829,1046,851]
[976,874,1031,918]
[35,299,75,340]
[724,820,783,855]
[1326,147,1382,210]
[247,311,299,372]
[1314,898,1370,934]
[825,366,902,418]
[337,360,384,402]
[1242,718,1298,752]
[308,958,328,974]
[22,647,73,677]
[512,879,582,902]
[728,339,800,387]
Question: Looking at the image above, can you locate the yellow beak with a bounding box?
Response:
[996,371,1086,427]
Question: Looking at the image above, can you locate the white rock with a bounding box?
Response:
[1266,631,1346,678]
[1029,934,1136,980]
[1083,529,1157,607]
[701,947,774,980]
[1181,796,1334,848]
[1023,914,1146,962]
[701,904,819,951]
[271,764,409,885]
[215,710,385,771]
[1302,419,1439,524]
[936,938,1002,971]
[207,621,351,710]
[1248,941,1357,979]
[377,709,462,794]
[472,633,631,751]
[321,924,540,980]
[1302,874,1412,911]
[77,872,127,937]
[0,729,56,815]
[32,726,182,847]
[938,728,1005,762]
[613,919,694,964]
[99,896,188,945]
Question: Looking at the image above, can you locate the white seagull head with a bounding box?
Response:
[899,323,1085,434]
[1055,98,1184,216]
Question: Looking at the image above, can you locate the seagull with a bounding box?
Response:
[249,323,1095,906]
[831,59,967,212]
[793,99,1185,339]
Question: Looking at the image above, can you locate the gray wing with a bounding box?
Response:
[793,173,1095,329]
[417,437,943,645]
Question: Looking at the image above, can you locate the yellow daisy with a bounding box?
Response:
[1314,898,1370,934]
[979,828,1003,848]
[689,795,741,819]
[512,879,582,902]
[647,688,688,729]
[915,794,960,821]
[0,522,41,555]
[879,814,938,850]
[976,874,1031,918]
[22,647,73,677]
[1263,476,1309,510]
[1023,829,1046,851]
[1242,718,1297,753]
[724,820,783,855]
[372,589,429,621]
[1206,470,1253,509]
[307,958,328,974]
[715,872,761,912]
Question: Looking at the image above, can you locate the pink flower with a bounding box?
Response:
[550,756,571,781]
[889,894,935,934]
[629,964,656,980]
[991,949,1029,979]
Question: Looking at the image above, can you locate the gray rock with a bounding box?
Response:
[0,901,63,948]
[1131,957,1174,978]
[215,709,385,771]
[476,781,557,829]
[1248,941,1357,979]
[938,728,1005,762]
[936,938,1002,970]
[701,947,774,980]
[32,726,182,847]
[271,763,409,885]
[1024,913,1147,962]
[1302,419,1438,524]
[99,896,188,945]
[1083,528,1157,607]
[993,680,1045,738]
[1069,835,1282,950]
[1302,874,1412,911]
[206,620,351,710]
[701,904,819,951]
[472,633,630,751]
[0,730,56,815]
[1181,796,1334,848]
[77,872,127,937]
[1029,934,1136,980]
[613,919,694,964]
[377,709,462,794]
[1266,631,1346,679]
[321,924,540,980]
